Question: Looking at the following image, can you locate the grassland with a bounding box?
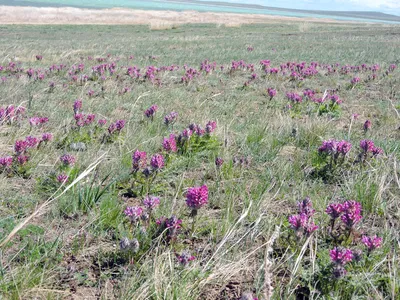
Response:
[0,23,399,299]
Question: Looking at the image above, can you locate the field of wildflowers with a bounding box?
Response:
[0,23,399,299]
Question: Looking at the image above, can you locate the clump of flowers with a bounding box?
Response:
[288,197,318,239]
[144,104,158,120]
[143,196,160,211]
[164,111,178,126]
[361,235,382,254]
[56,173,69,184]
[358,139,383,163]
[176,251,196,266]
[0,105,26,125]
[267,88,277,100]
[186,185,209,212]
[150,154,165,170]
[29,116,49,127]
[162,134,177,153]
[132,150,147,172]
[156,215,182,243]
[124,206,144,223]
[60,154,76,167]
[330,247,353,278]
[215,157,224,168]
[318,139,352,169]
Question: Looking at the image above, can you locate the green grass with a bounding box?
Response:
[0,23,399,299]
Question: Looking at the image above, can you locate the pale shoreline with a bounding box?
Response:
[0,5,372,25]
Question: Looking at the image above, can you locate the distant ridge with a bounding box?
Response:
[166,0,400,22]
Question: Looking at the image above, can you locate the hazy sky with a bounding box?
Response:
[202,0,400,15]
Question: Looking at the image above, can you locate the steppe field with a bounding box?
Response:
[0,22,400,299]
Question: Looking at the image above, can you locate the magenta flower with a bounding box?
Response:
[182,128,193,138]
[41,133,53,142]
[108,120,125,134]
[164,112,178,125]
[150,154,165,170]
[17,155,29,165]
[98,119,107,126]
[318,139,338,154]
[297,197,315,217]
[176,251,196,266]
[165,215,182,230]
[326,203,344,219]
[288,214,308,230]
[144,104,158,119]
[73,99,82,114]
[351,77,360,85]
[25,136,38,148]
[124,206,143,222]
[267,88,277,99]
[162,134,177,153]
[143,196,160,210]
[29,117,49,126]
[0,156,13,168]
[371,146,383,156]
[215,157,224,167]
[60,154,76,166]
[186,185,209,210]
[14,140,28,154]
[360,139,375,153]
[132,150,147,170]
[330,247,353,265]
[205,121,217,134]
[340,200,362,228]
[361,235,382,252]
[57,173,69,184]
[363,120,371,132]
[337,140,352,155]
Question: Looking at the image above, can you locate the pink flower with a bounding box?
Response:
[360,140,375,153]
[41,133,53,142]
[25,136,38,148]
[361,235,382,252]
[98,119,107,126]
[17,155,29,165]
[162,134,177,152]
[337,140,352,155]
[176,251,196,266]
[60,154,76,166]
[144,104,158,118]
[288,214,308,230]
[330,247,353,265]
[124,206,143,222]
[132,150,147,170]
[186,185,209,210]
[0,156,13,168]
[143,196,160,210]
[363,120,371,132]
[73,99,82,114]
[164,112,178,125]
[150,154,165,170]
[215,157,224,167]
[326,203,344,219]
[340,200,362,228]
[267,88,277,99]
[205,121,217,134]
[57,173,69,183]
[297,197,315,217]
[14,140,28,154]
[108,120,125,134]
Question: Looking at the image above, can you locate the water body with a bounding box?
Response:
[1,0,398,23]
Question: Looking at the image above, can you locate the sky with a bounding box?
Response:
[201,0,400,15]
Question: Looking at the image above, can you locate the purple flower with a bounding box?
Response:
[360,140,375,153]
[176,251,196,266]
[205,121,217,134]
[267,88,277,99]
[132,150,147,170]
[41,133,53,142]
[288,214,308,230]
[144,104,158,118]
[108,120,125,134]
[14,140,28,154]
[318,139,338,154]
[351,77,360,85]
[57,173,69,183]
[124,206,143,222]
[297,197,315,217]
[150,154,165,170]
[165,215,182,230]
[361,235,382,252]
[371,146,383,156]
[17,155,29,165]
[215,157,224,167]
[186,185,209,210]
[340,200,362,228]
[25,136,38,148]
[326,203,344,219]
[73,99,82,114]
[98,119,107,126]
[0,156,13,168]
[162,134,177,153]
[143,196,160,210]
[363,120,371,132]
[60,154,76,166]
[337,140,352,155]
[164,111,178,125]
[330,247,353,265]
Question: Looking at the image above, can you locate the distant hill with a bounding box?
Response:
[167,0,400,22]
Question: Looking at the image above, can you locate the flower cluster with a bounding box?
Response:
[361,235,382,253]
[162,134,177,153]
[108,119,126,135]
[186,185,209,210]
[29,116,49,127]
[288,197,318,238]
[144,104,158,119]
[124,206,144,223]
[60,154,76,166]
[359,140,383,157]
[164,111,178,125]
[0,105,25,124]
[143,196,160,210]
[176,251,196,266]
[267,88,277,99]
[132,150,147,171]
[330,247,353,278]
[150,154,165,170]
[326,200,362,229]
